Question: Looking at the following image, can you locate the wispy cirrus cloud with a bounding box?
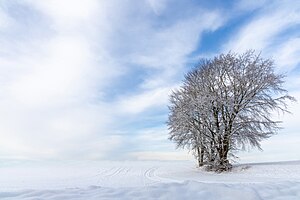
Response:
[0,0,123,159]
[0,0,226,160]
[224,0,300,71]
[115,10,225,116]
[1,0,298,162]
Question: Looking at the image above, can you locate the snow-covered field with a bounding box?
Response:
[0,160,300,199]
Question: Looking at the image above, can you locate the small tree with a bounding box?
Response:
[167,51,295,171]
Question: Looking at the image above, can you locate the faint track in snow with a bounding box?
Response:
[143,167,162,187]
[95,163,184,187]
[99,167,123,178]
[96,167,134,186]
[148,166,185,184]
[97,167,121,185]
[144,167,157,181]
[105,167,123,178]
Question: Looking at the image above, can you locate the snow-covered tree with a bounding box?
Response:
[167,51,295,171]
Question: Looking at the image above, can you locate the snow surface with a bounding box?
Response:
[0,160,300,199]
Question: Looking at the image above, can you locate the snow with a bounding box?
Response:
[0,160,300,199]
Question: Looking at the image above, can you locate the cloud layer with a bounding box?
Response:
[0,0,299,162]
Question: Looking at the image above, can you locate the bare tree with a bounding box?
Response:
[168,88,207,167]
[167,51,295,171]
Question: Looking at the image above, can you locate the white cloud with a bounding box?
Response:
[0,7,13,29]
[224,1,300,53]
[26,0,100,29]
[116,10,225,114]
[6,0,295,162]
[0,0,124,160]
[0,0,230,160]
[146,0,169,15]
[236,0,268,12]
[7,36,90,106]
[136,127,169,142]
[274,38,300,72]
[278,91,300,132]
[130,11,224,70]
[117,86,173,114]
[238,132,300,163]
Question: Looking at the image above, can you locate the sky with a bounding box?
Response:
[0,0,299,163]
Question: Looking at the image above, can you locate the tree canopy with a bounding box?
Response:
[167,51,295,171]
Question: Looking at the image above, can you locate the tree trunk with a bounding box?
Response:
[217,136,231,171]
[197,146,204,167]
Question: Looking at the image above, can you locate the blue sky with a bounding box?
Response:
[0,0,299,162]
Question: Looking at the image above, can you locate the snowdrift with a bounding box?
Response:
[0,160,299,199]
